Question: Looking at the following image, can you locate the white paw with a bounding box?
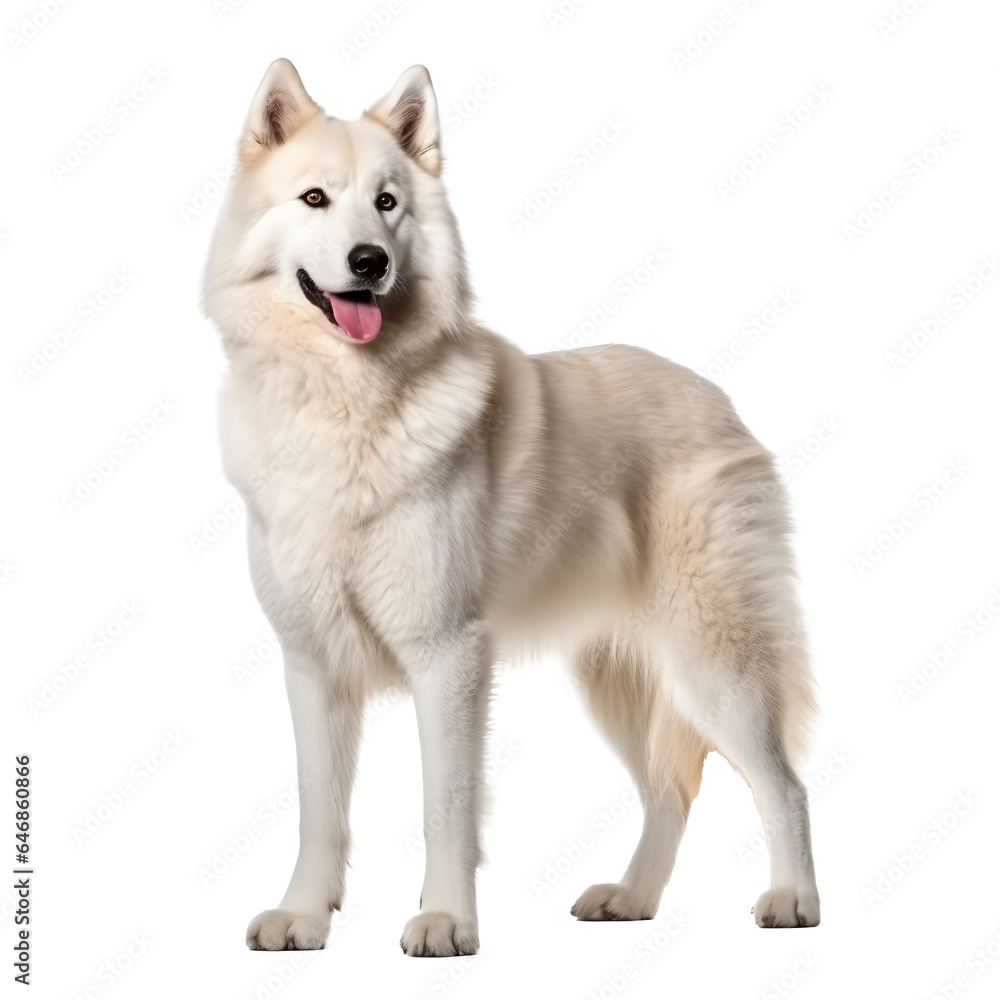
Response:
[571,882,657,921]
[400,911,479,957]
[246,908,330,950]
[753,887,821,928]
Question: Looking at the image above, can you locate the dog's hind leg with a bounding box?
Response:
[675,641,821,927]
[659,449,821,927]
[570,634,707,921]
[678,654,821,927]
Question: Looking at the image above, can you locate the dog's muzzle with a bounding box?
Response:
[296,269,383,343]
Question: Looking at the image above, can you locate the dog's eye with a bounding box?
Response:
[300,188,329,208]
[376,192,397,212]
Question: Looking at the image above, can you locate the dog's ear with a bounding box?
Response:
[367,65,441,176]
[241,58,322,164]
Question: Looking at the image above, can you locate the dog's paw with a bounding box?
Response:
[571,882,656,921]
[400,911,479,957]
[752,887,821,928]
[246,908,330,950]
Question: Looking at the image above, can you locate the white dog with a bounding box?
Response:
[202,59,820,956]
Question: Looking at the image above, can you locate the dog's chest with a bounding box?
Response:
[219,356,490,643]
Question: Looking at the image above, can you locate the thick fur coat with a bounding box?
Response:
[202,59,820,956]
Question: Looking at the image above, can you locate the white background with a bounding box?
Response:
[3,0,1000,997]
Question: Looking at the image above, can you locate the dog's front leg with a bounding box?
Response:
[246,648,363,950]
[400,628,490,957]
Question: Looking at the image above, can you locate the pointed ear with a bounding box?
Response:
[241,58,322,164]
[367,65,441,175]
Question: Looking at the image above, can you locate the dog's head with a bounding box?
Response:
[203,60,468,357]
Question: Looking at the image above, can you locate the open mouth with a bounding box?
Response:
[296,268,382,343]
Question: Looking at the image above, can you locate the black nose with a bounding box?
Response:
[347,244,389,281]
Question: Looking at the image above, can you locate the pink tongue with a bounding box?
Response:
[328,293,382,342]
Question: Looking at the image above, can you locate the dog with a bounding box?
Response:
[202,59,821,956]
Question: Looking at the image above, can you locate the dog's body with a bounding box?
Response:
[203,60,820,956]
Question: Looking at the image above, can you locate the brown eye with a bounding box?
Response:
[301,188,328,207]
[376,192,396,211]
